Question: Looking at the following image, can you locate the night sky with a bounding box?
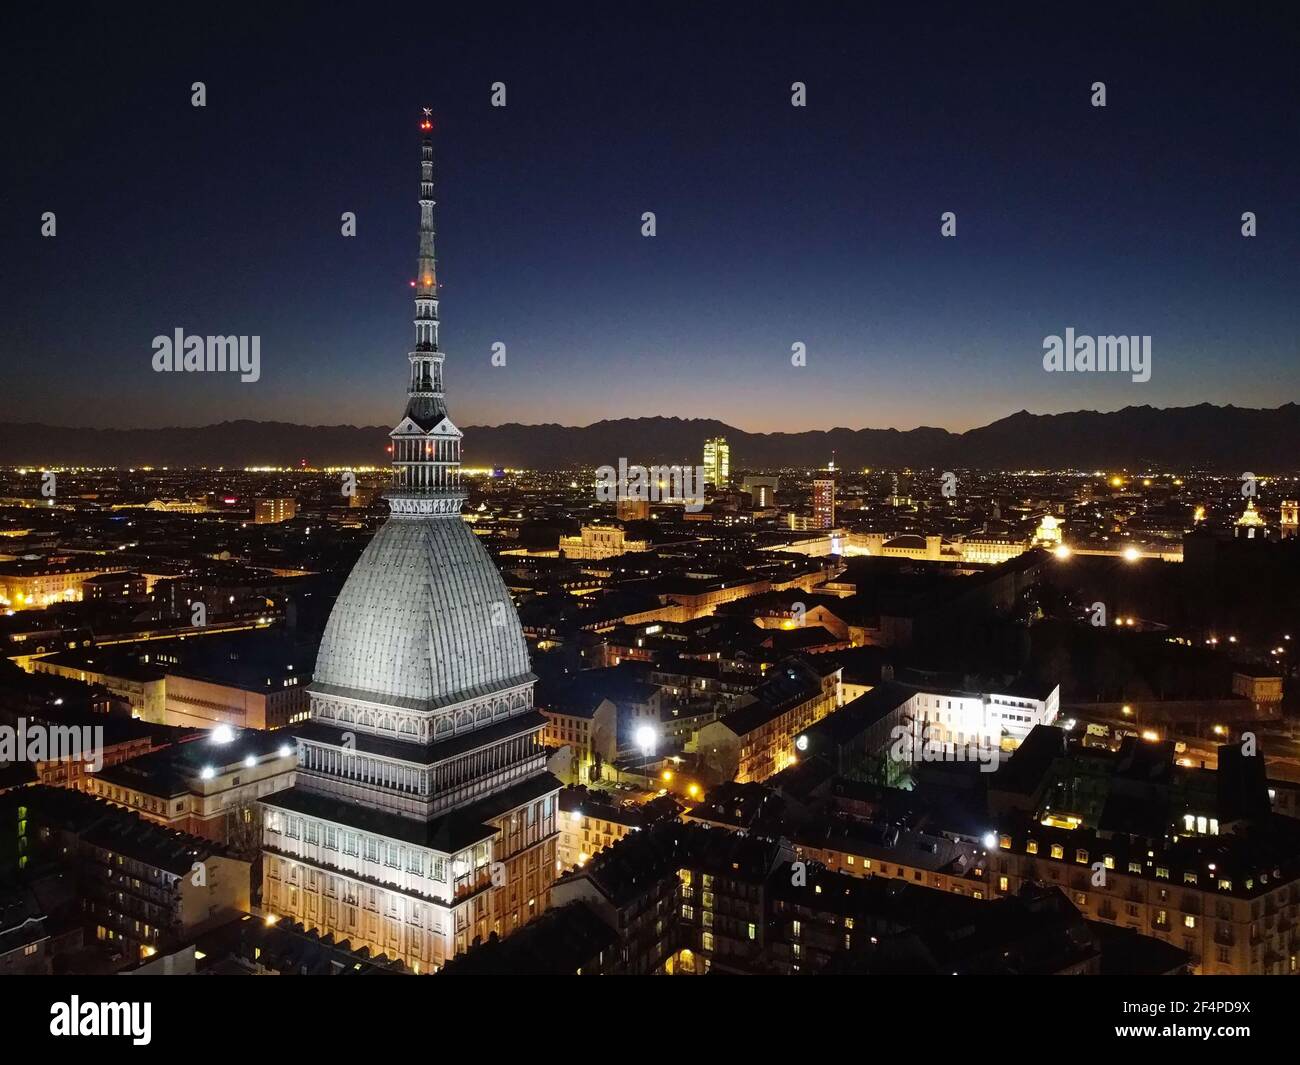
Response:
[6,3,1298,433]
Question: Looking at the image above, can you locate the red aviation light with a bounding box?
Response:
[420,120,432,131]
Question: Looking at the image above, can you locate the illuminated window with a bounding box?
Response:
[999,835,1011,850]
[1156,867,1169,880]
[1104,855,1115,870]
[1128,862,1143,874]
[1184,915,1196,929]
[1026,840,1038,855]
[1075,849,1088,864]
[999,876,1009,892]
[1050,844,1064,859]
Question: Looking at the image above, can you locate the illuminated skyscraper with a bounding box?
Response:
[813,478,835,529]
[259,113,560,971]
[703,437,730,487]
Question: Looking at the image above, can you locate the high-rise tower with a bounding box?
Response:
[703,437,730,487]
[812,478,835,530]
[259,113,560,970]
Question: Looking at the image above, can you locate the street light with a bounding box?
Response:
[635,725,657,757]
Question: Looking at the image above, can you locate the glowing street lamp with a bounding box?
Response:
[635,725,657,757]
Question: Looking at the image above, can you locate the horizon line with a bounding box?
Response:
[2,399,1297,437]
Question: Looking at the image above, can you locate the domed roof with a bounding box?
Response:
[312,517,533,710]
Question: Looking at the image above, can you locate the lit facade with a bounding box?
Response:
[558,524,650,560]
[697,659,843,783]
[540,699,617,784]
[0,560,129,610]
[1280,500,1298,539]
[254,497,297,523]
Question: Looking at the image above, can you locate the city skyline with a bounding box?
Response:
[8,5,1299,433]
[4,2,1300,1004]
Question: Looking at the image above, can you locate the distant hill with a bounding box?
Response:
[1,403,1298,471]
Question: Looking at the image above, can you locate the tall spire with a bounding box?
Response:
[386,110,466,518]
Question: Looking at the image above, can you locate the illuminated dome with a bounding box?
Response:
[312,518,532,708]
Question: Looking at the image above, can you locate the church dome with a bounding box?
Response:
[312,517,533,709]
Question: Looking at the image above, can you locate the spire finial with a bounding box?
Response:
[384,109,465,519]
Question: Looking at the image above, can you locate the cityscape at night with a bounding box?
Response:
[3,1,1298,1038]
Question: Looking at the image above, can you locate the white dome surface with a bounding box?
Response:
[313,517,533,709]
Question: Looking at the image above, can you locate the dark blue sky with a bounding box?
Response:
[5,3,1298,433]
